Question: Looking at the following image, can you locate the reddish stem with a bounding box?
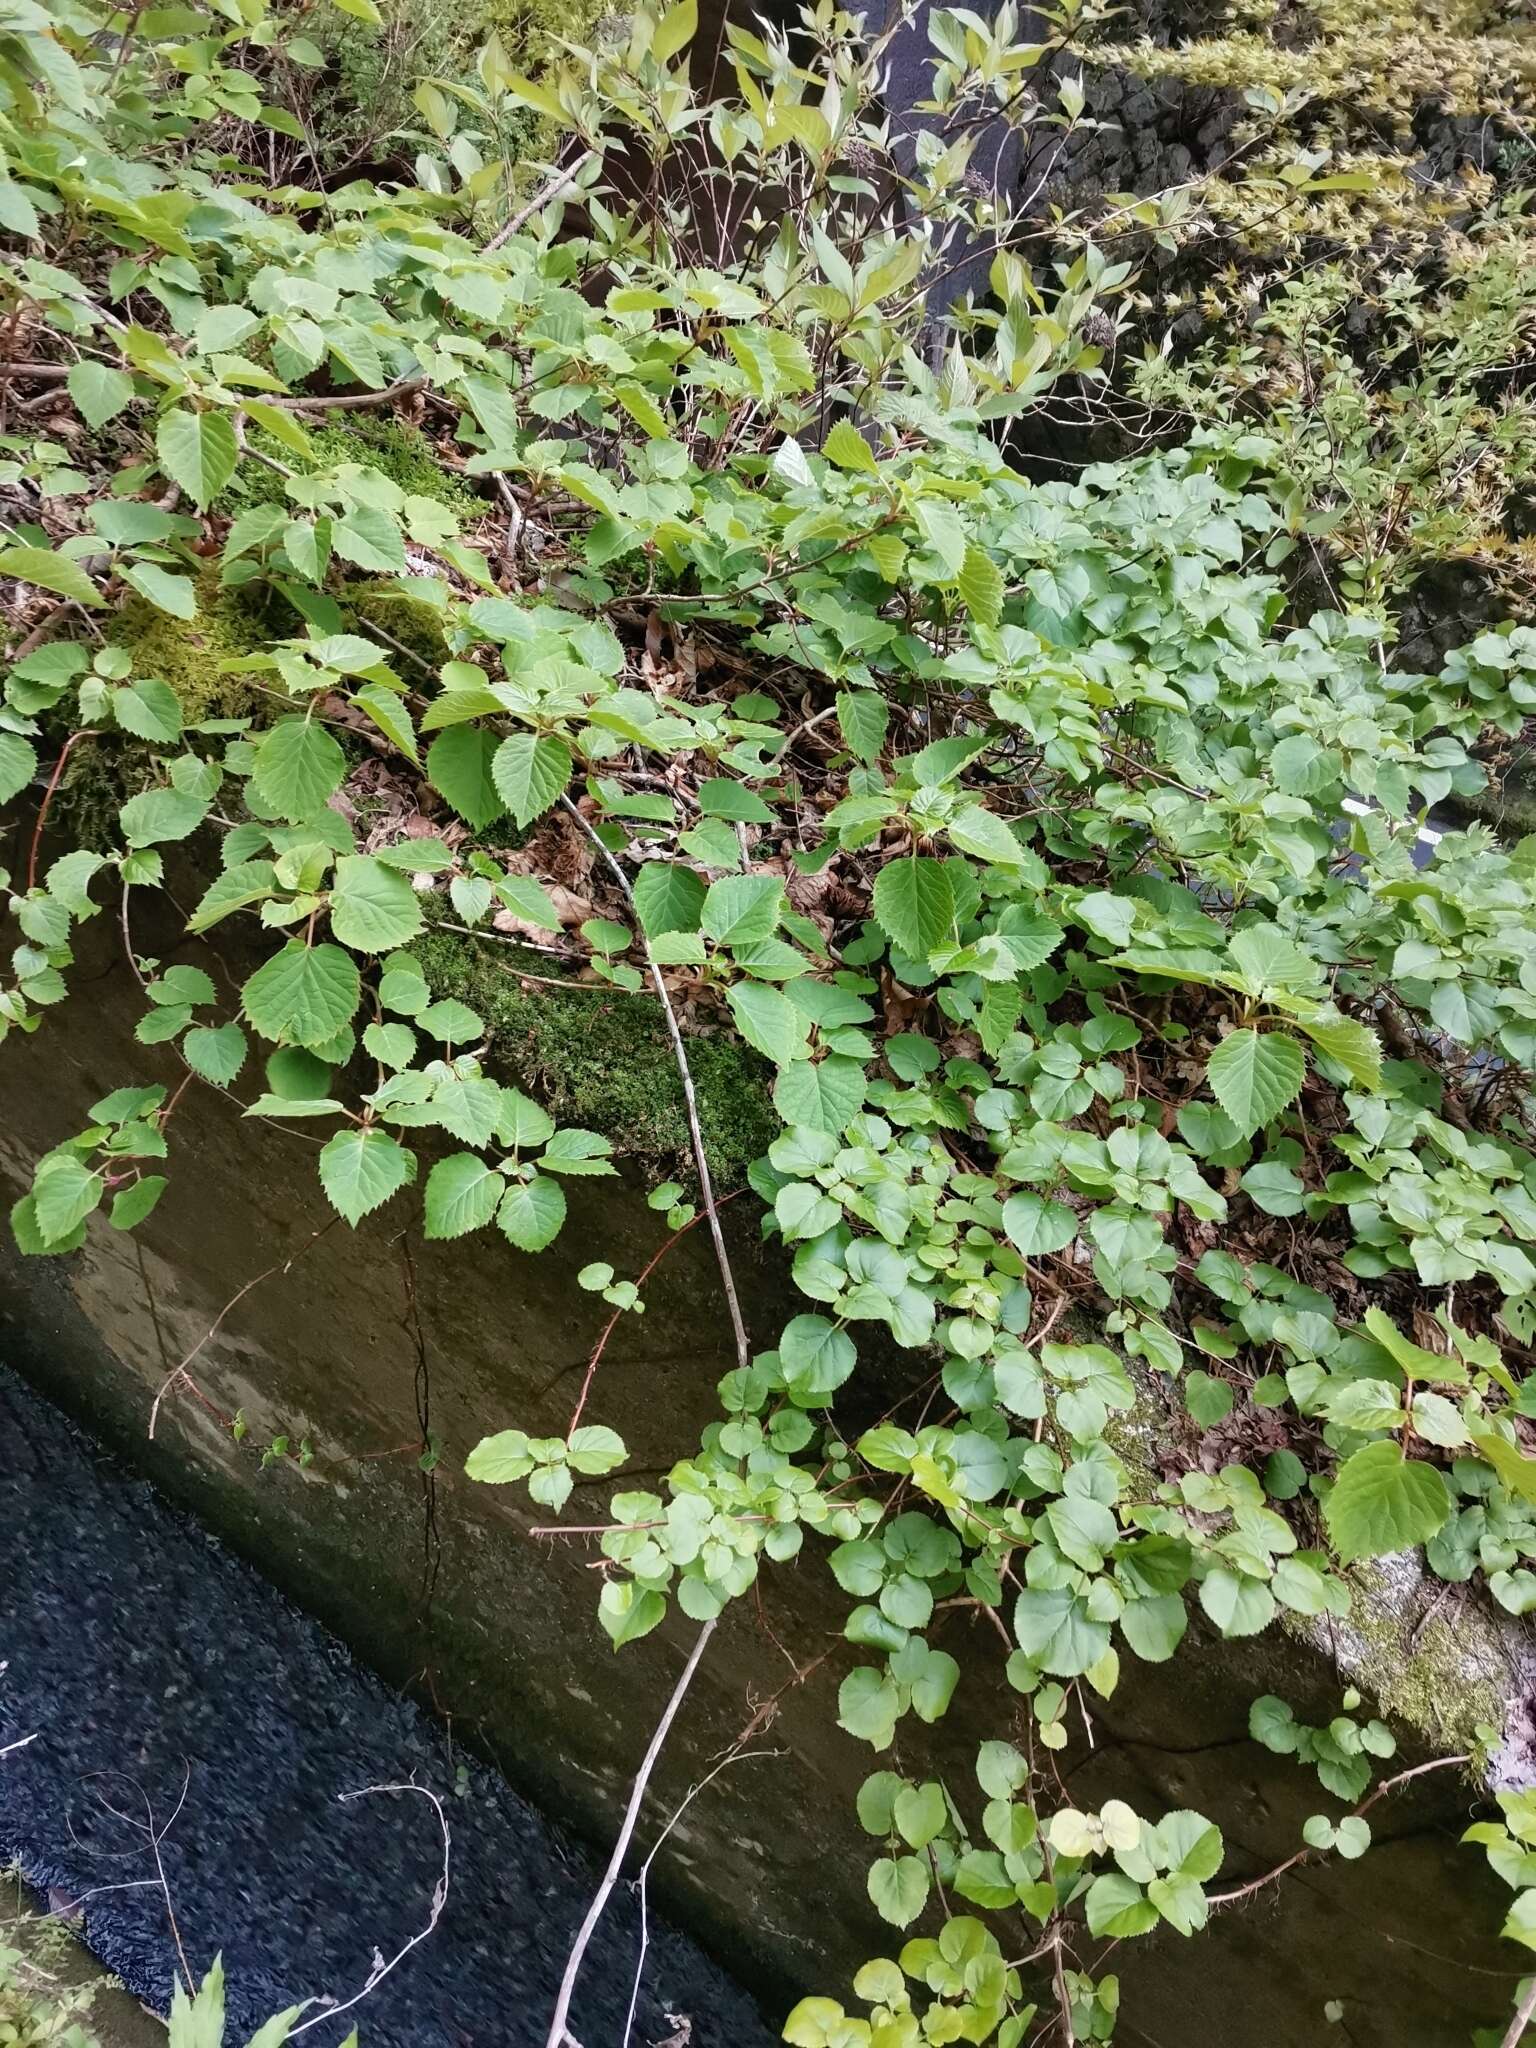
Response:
[28,729,98,891]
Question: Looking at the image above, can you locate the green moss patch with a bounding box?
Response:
[410,927,777,1185]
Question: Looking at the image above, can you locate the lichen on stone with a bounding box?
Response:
[408,927,778,1185]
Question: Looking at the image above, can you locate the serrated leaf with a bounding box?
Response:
[0,732,37,806]
[497,1171,567,1251]
[1323,1440,1451,1562]
[957,543,1003,626]
[1295,1009,1382,1091]
[633,860,706,937]
[352,682,418,764]
[189,860,277,931]
[836,690,888,764]
[32,1155,103,1245]
[1205,1028,1305,1139]
[946,804,1022,867]
[872,858,954,960]
[0,544,102,607]
[68,360,134,429]
[183,1022,247,1085]
[428,726,504,830]
[424,1153,505,1238]
[119,788,207,845]
[495,873,562,928]
[112,678,183,743]
[156,407,237,507]
[252,718,346,820]
[822,420,877,474]
[242,942,360,1046]
[773,1055,865,1134]
[492,733,571,827]
[123,561,197,619]
[318,1127,413,1226]
[727,980,808,1064]
[332,505,406,572]
[329,854,424,952]
[867,1855,929,1929]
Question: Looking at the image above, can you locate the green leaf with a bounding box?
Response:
[112,678,183,743]
[701,873,783,945]
[123,562,197,619]
[868,1855,930,1929]
[329,855,424,952]
[68,361,134,430]
[352,682,418,765]
[32,1155,103,1245]
[492,733,571,827]
[633,861,706,936]
[872,858,954,960]
[428,727,504,830]
[0,544,102,607]
[0,732,37,806]
[169,1958,226,2048]
[822,420,877,473]
[242,942,361,1046]
[1323,1440,1452,1563]
[946,805,1022,867]
[726,979,808,1064]
[494,874,562,929]
[1205,1029,1305,1139]
[332,505,406,572]
[780,1313,857,1403]
[497,1171,567,1251]
[1002,1191,1078,1258]
[599,1581,665,1647]
[424,1153,505,1238]
[252,718,346,820]
[773,1055,865,1134]
[156,408,238,507]
[1294,1009,1381,1091]
[183,1022,247,1085]
[111,1176,168,1231]
[650,0,697,62]
[189,861,277,931]
[836,691,888,764]
[957,544,1003,627]
[318,1127,413,1226]
[119,788,207,845]
[1085,1874,1158,1939]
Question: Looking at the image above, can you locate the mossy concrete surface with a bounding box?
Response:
[0,892,1519,2046]
[411,927,778,1186]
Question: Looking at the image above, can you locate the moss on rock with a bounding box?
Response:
[409,927,777,1184]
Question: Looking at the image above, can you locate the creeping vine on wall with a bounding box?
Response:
[6,0,1536,2040]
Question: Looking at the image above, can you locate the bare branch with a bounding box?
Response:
[290,1782,451,2037]
[541,1617,717,2048]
